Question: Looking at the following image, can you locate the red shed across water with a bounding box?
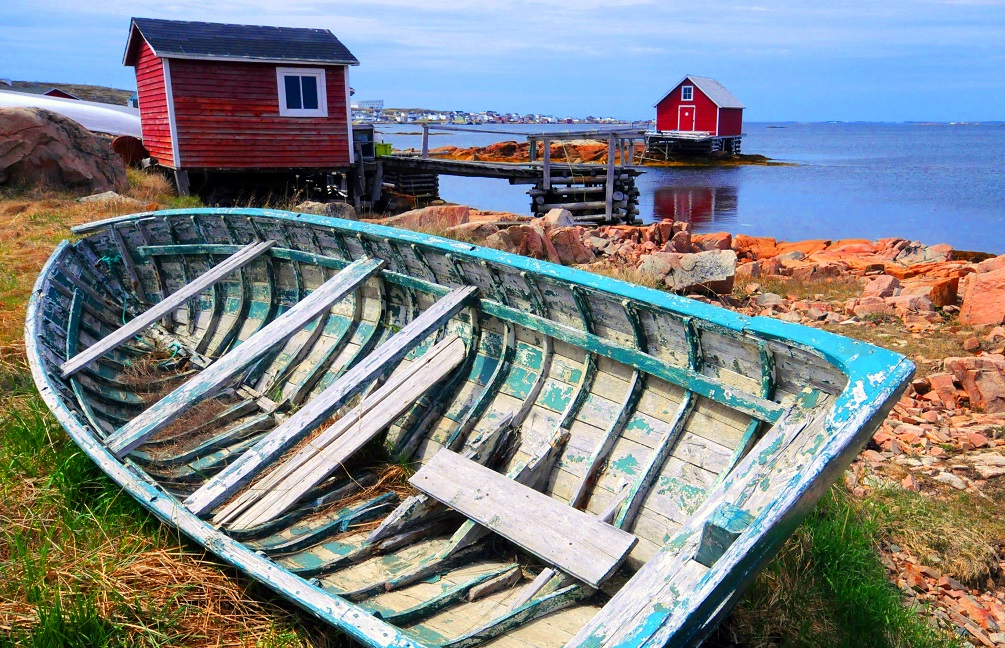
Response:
[654,75,744,137]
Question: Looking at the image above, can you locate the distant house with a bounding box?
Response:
[123,17,359,191]
[43,88,81,100]
[654,75,744,136]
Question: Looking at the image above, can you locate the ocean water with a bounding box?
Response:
[375,122,1005,253]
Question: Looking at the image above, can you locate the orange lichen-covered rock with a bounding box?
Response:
[960,267,1005,326]
[732,234,778,260]
[775,239,832,257]
[899,276,959,307]
[692,232,732,252]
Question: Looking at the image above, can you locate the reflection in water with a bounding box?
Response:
[652,185,739,226]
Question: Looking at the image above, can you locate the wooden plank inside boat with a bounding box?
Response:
[410,449,638,587]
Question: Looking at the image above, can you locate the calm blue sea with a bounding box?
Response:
[375,122,1005,253]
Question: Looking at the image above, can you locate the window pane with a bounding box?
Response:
[301,76,319,110]
[284,75,302,109]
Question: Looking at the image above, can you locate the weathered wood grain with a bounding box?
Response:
[104,257,385,458]
[410,449,637,587]
[223,335,466,529]
[184,285,478,516]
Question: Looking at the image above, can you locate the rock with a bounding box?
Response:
[732,234,778,260]
[853,296,892,318]
[636,254,674,284]
[549,226,595,265]
[975,254,1005,274]
[775,239,831,257]
[0,107,128,193]
[943,355,1005,413]
[383,204,469,229]
[294,200,357,220]
[863,275,901,299]
[885,294,935,317]
[902,474,920,491]
[893,242,953,265]
[960,266,1005,326]
[969,453,1005,479]
[934,471,967,490]
[964,337,981,353]
[77,191,147,210]
[927,373,960,408]
[692,232,732,252]
[899,276,959,307]
[664,230,691,254]
[493,223,560,264]
[660,250,736,294]
[756,292,784,308]
[446,221,499,240]
[540,208,574,228]
[735,261,760,279]
[110,135,149,167]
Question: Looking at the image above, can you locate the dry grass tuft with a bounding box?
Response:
[865,487,1005,588]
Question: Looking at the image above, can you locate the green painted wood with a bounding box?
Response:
[65,289,113,438]
[433,584,590,648]
[183,285,478,516]
[61,241,276,378]
[614,392,695,530]
[365,564,517,625]
[104,257,386,458]
[693,503,755,568]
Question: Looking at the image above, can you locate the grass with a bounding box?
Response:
[0,173,344,646]
[724,488,960,648]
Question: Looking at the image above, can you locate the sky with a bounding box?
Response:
[1,0,1003,122]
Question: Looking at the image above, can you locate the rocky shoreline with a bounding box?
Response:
[419,140,778,166]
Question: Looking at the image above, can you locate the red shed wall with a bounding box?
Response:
[135,41,174,167]
[718,108,743,137]
[166,59,350,170]
[656,82,740,135]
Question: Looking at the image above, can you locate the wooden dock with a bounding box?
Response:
[377,125,647,225]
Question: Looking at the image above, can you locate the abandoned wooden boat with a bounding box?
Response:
[27,207,914,648]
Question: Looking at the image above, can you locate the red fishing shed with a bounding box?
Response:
[654,75,744,136]
[123,17,359,196]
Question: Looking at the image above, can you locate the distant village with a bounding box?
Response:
[350,99,634,126]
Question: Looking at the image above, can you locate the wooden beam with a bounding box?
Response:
[221,335,467,529]
[104,257,385,458]
[542,137,551,190]
[410,449,637,587]
[184,285,478,516]
[605,134,616,221]
[61,241,276,378]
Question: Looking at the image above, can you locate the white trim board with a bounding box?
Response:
[277,67,328,118]
[162,59,181,169]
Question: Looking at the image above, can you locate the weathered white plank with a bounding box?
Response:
[510,568,556,610]
[104,256,385,458]
[224,335,467,529]
[61,240,276,378]
[410,449,637,587]
[184,285,478,516]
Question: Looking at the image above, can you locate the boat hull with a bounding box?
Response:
[26,208,913,648]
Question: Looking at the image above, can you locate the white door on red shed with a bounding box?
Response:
[678,105,696,131]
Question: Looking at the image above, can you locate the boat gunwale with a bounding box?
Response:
[25,208,917,648]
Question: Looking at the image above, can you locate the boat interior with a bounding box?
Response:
[27,209,908,648]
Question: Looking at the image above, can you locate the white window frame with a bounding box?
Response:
[681,85,694,102]
[276,67,328,117]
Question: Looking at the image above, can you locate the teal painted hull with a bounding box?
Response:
[26,208,913,648]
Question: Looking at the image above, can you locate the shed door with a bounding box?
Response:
[678,105,696,131]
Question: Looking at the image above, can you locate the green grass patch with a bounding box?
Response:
[726,487,959,647]
[0,366,332,646]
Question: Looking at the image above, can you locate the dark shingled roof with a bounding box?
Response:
[125,17,358,66]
